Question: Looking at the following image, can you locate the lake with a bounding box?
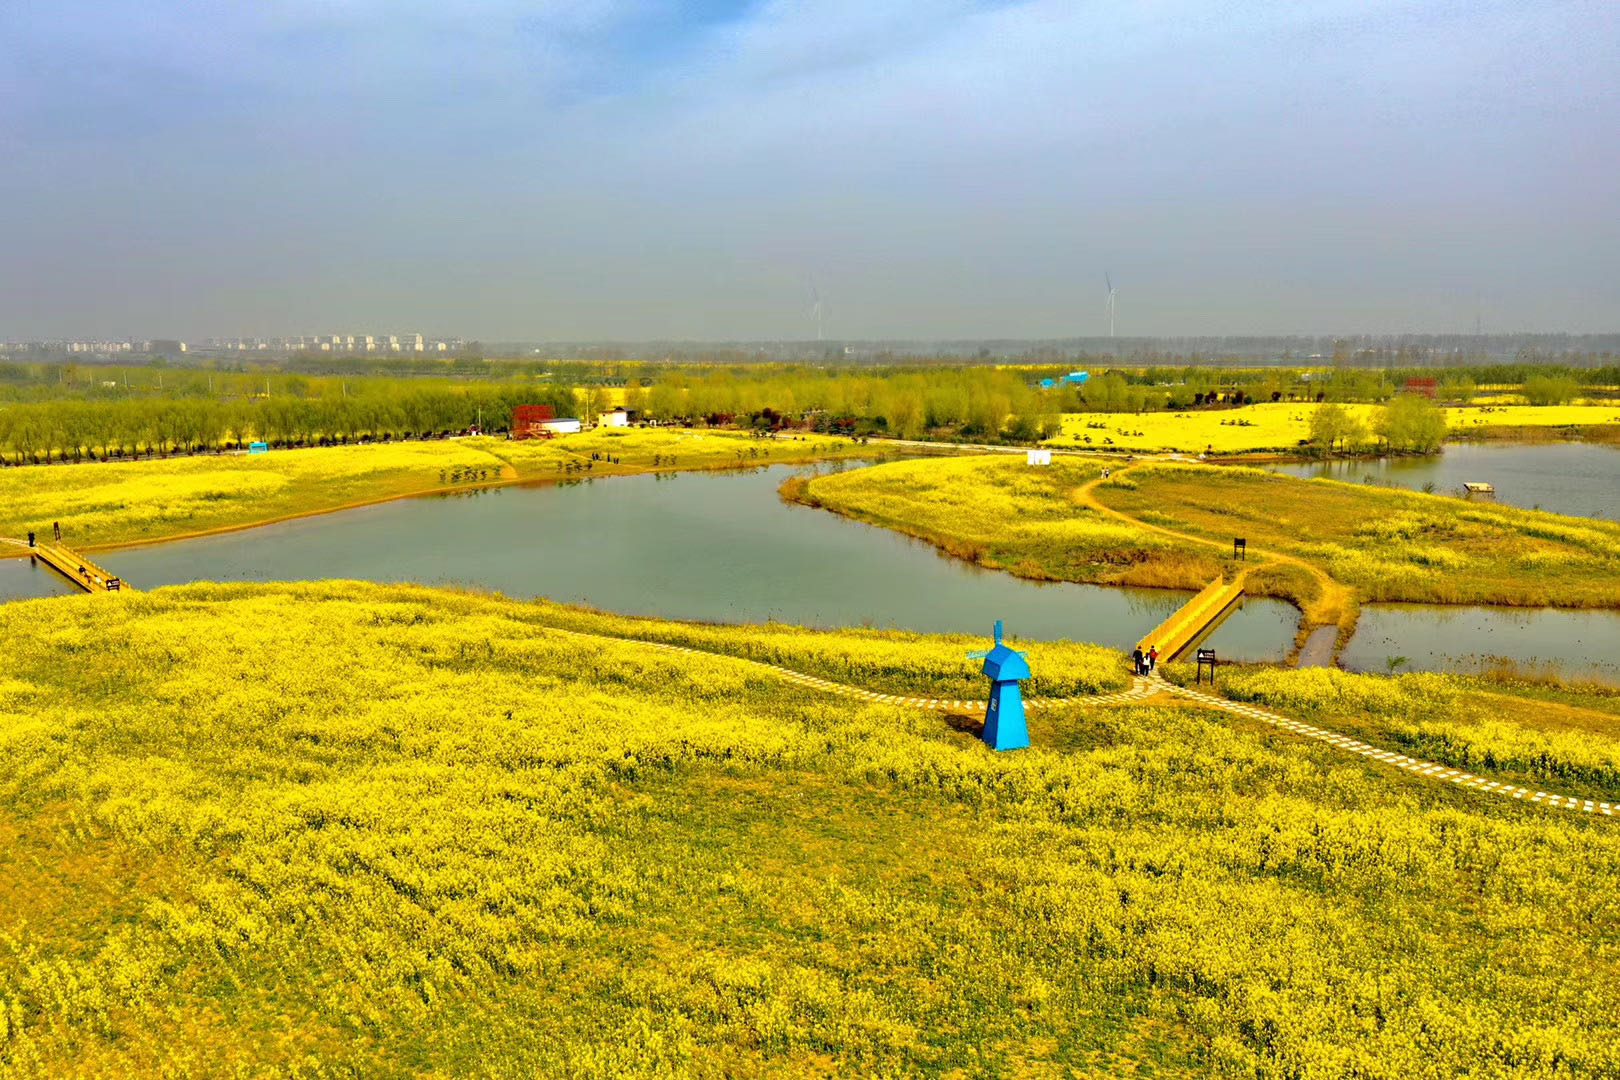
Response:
[1342,603,1620,685]
[1271,441,1620,522]
[11,462,1301,658]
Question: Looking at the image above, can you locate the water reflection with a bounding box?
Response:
[1271,442,1620,522]
[86,462,1298,655]
[1343,603,1620,685]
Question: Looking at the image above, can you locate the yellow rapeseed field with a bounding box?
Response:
[0,429,866,549]
[1044,403,1620,454]
[3,582,1618,1076]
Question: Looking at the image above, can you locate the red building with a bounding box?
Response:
[511,404,557,439]
[1403,377,1438,399]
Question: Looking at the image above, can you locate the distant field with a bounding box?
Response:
[3,581,1617,1075]
[1044,403,1620,455]
[0,429,865,550]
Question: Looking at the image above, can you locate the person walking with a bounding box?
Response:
[1148,645,1160,673]
[1131,647,1145,676]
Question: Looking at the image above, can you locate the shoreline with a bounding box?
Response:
[0,439,894,559]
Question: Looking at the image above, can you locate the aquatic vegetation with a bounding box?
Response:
[0,430,866,548]
[1,581,1618,1076]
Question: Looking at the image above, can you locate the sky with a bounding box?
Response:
[1,0,1616,341]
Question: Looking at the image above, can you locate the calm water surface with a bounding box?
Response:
[0,555,80,602]
[1343,604,1620,685]
[65,463,1300,657]
[1271,442,1620,522]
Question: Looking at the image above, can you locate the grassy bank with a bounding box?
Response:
[1044,402,1620,455]
[1098,463,1620,609]
[783,456,1222,592]
[2,581,1618,1076]
[792,457,1620,633]
[0,429,868,551]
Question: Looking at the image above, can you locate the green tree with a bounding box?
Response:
[1522,374,1579,406]
[1375,394,1447,453]
[1307,403,1365,453]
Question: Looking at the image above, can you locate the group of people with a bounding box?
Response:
[1132,644,1159,676]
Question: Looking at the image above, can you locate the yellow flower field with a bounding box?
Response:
[1043,402,1620,454]
[2,581,1618,1076]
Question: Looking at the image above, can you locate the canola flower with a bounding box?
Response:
[1043,402,1620,455]
[1,581,1618,1077]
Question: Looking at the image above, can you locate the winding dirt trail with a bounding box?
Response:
[1073,465,1358,641]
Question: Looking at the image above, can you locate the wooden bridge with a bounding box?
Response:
[28,542,130,593]
[1136,577,1244,660]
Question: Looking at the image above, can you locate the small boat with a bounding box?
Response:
[1462,481,1495,494]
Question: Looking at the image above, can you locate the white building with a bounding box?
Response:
[597,407,630,429]
[540,417,583,436]
[1026,449,1052,466]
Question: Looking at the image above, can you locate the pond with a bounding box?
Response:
[1342,603,1620,686]
[0,554,82,603]
[15,462,1302,658]
[1270,442,1620,522]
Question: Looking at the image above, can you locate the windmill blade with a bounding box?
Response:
[965,650,991,660]
[1105,272,1112,293]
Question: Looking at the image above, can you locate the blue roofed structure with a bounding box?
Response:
[968,620,1031,751]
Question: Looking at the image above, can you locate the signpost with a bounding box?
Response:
[1196,647,1218,685]
[249,442,268,455]
[1233,537,1246,560]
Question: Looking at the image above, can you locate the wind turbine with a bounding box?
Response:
[1105,273,1117,339]
[810,284,825,342]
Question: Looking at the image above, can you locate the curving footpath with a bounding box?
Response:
[1159,674,1613,816]
[550,626,1613,818]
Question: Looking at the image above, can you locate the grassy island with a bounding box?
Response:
[2,582,1618,1076]
[788,456,1620,638]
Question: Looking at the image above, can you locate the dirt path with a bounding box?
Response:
[1073,466,1358,642]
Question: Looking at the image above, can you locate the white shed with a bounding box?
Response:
[540,418,583,436]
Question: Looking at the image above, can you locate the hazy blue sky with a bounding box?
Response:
[1,0,1616,340]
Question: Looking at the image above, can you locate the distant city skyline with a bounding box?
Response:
[2,1,1616,340]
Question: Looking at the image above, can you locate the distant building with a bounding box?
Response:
[541,418,583,436]
[512,404,557,439]
[1403,377,1438,399]
[597,407,630,429]
[146,339,188,356]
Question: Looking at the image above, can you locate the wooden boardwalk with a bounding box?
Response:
[30,542,130,593]
[1136,577,1244,660]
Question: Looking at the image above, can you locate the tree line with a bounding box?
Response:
[0,385,577,464]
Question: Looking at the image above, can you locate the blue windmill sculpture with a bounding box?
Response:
[967,620,1031,751]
